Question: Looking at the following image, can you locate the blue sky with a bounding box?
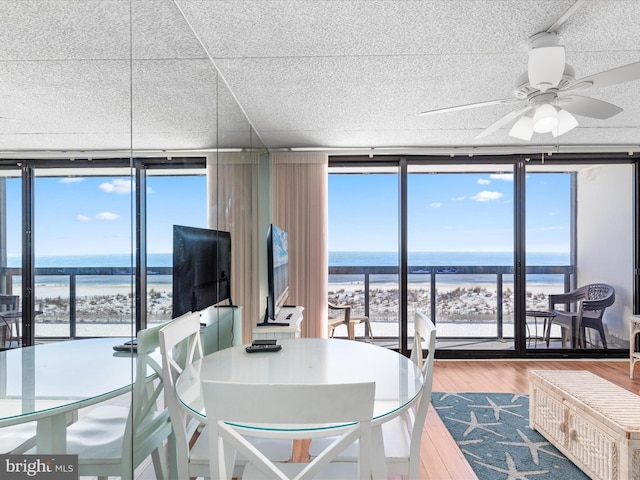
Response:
[329,171,570,253]
[5,170,570,258]
[5,175,206,257]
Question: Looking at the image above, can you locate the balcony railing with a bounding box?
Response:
[329,264,574,338]
[3,263,573,340]
[2,266,173,338]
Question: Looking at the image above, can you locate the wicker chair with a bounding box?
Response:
[328,302,373,342]
[546,283,615,348]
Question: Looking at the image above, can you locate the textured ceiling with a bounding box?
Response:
[0,0,639,155]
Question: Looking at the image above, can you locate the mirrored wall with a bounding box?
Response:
[0,1,264,475]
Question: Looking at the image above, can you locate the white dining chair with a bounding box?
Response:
[158,311,210,480]
[51,323,172,480]
[158,311,294,479]
[0,423,37,454]
[382,310,437,479]
[202,380,376,480]
[309,310,436,480]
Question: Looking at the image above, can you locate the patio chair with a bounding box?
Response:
[328,302,373,341]
[547,283,615,348]
[0,295,20,348]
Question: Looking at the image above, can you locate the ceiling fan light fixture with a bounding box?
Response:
[509,113,534,141]
[551,108,579,137]
[533,104,559,133]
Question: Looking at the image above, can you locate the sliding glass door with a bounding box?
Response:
[525,161,634,352]
[328,166,400,348]
[328,156,634,358]
[33,168,134,338]
[407,165,515,351]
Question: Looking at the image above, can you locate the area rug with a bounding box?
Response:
[432,392,589,480]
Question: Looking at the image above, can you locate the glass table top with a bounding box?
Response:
[176,337,423,428]
[0,337,137,425]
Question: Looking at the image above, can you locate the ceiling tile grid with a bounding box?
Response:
[0,0,639,154]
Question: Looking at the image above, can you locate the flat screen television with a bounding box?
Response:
[172,225,232,318]
[259,223,290,326]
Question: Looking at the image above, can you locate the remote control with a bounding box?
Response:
[113,344,137,353]
[245,344,282,353]
[252,339,277,346]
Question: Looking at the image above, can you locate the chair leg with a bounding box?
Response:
[347,321,355,341]
[584,324,607,349]
[364,318,373,342]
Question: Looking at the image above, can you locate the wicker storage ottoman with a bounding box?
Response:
[530,370,640,480]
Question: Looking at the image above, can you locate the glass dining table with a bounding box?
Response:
[175,337,423,479]
[0,337,138,453]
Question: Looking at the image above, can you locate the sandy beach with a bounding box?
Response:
[29,280,562,324]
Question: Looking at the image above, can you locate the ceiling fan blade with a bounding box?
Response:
[419,98,520,116]
[475,105,534,139]
[528,45,565,92]
[558,95,623,120]
[566,61,640,91]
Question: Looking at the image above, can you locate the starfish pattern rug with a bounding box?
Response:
[432,392,589,480]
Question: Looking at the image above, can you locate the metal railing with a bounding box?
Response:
[2,266,172,338]
[329,264,574,338]
[2,264,574,339]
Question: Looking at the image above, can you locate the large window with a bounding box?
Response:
[407,167,515,351]
[34,169,134,338]
[328,167,399,348]
[329,156,635,358]
[146,171,207,323]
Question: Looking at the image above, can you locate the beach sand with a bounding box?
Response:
[25,280,564,338]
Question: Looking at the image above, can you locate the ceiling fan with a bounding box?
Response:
[419,31,640,141]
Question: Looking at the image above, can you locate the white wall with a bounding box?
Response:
[576,163,633,341]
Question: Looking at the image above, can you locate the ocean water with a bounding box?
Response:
[7,253,173,287]
[7,251,570,287]
[329,251,570,285]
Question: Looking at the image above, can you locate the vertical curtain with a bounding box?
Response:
[208,152,261,343]
[271,152,328,338]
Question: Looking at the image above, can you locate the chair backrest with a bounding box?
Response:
[328,302,351,322]
[202,381,375,480]
[584,283,615,311]
[122,322,172,465]
[158,311,204,478]
[407,311,437,478]
[0,295,18,312]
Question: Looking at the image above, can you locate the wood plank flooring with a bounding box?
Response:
[419,359,637,480]
[134,359,637,480]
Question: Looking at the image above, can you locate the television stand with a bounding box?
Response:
[253,306,304,340]
[256,320,290,327]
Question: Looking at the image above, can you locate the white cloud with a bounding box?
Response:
[430,202,442,208]
[477,178,490,185]
[96,212,120,220]
[490,173,513,182]
[59,177,83,184]
[99,179,133,194]
[471,190,503,202]
[451,196,465,201]
[75,214,90,222]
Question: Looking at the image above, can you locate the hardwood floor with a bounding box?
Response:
[419,359,637,480]
[134,359,636,480]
